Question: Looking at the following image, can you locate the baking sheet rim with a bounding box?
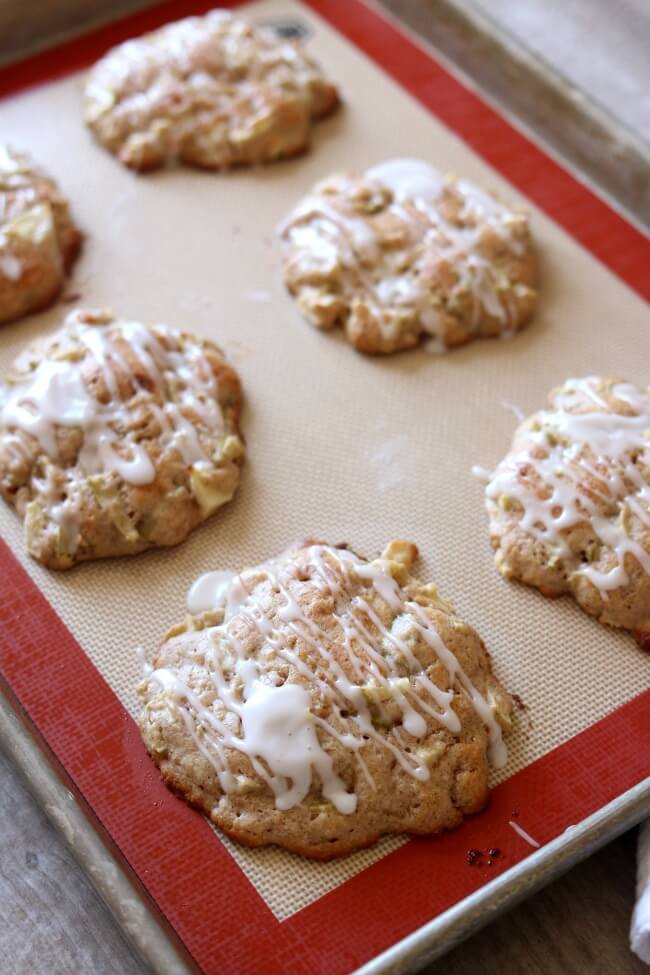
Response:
[2,684,648,975]
[0,0,648,971]
[358,778,650,973]
[0,685,193,975]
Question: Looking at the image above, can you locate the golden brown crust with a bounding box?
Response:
[486,376,650,638]
[280,165,536,355]
[84,11,339,172]
[139,540,511,859]
[633,619,650,652]
[0,308,245,568]
[0,145,81,325]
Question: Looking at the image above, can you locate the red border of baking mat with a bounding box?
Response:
[1,2,649,973]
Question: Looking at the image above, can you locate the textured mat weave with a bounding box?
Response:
[0,0,647,922]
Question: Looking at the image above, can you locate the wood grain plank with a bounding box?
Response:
[0,1,648,972]
[0,748,147,975]
[425,827,646,975]
[2,739,646,975]
[0,0,155,66]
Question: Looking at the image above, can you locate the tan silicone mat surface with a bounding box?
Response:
[0,0,648,922]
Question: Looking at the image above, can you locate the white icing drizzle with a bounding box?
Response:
[281,158,528,345]
[509,820,541,848]
[1,310,225,550]
[0,253,23,281]
[0,145,19,172]
[366,159,444,203]
[136,645,152,678]
[501,400,525,423]
[187,570,237,615]
[486,376,650,594]
[472,464,494,482]
[147,545,507,816]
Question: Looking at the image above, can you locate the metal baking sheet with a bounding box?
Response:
[0,1,648,972]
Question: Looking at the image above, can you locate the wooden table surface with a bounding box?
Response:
[1,1,649,973]
[1,746,646,975]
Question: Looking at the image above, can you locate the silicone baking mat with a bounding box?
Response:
[0,0,649,970]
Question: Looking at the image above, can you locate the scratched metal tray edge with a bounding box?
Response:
[361,779,650,974]
[0,689,194,975]
[0,2,648,973]
[1,0,648,230]
[372,0,650,233]
[3,681,649,975]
